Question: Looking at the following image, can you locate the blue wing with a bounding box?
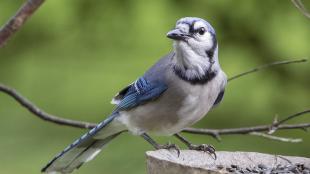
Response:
[112,77,168,113]
[42,77,168,173]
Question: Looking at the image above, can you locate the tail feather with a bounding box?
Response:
[42,114,125,173]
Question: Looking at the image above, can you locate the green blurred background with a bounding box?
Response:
[0,0,309,173]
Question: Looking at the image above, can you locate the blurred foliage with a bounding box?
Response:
[0,0,309,173]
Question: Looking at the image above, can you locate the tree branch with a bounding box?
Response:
[228,58,307,82]
[182,122,310,142]
[183,109,310,142]
[291,0,310,19]
[182,122,310,136]
[0,0,45,48]
[249,132,302,143]
[0,84,96,129]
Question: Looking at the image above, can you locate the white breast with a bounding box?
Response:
[171,70,227,133]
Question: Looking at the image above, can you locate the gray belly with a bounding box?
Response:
[117,71,226,136]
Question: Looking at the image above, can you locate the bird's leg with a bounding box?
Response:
[174,133,216,159]
[141,133,180,156]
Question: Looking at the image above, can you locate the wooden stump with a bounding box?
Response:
[146,150,310,174]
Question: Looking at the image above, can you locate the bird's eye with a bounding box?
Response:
[198,28,205,35]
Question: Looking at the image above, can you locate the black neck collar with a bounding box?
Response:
[173,65,217,85]
[171,33,218,85]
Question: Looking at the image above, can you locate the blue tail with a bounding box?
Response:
[42,114,125,173]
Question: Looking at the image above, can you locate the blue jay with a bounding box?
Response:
[42,17,227,173]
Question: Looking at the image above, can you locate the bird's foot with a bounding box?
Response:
[189,144,217,159]
[156,143,180,156]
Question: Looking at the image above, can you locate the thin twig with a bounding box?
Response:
[182,121,310,137]
[228,59,307,82]
[269,109,310,133]
[0,84,96,129]
[291,0,310,19]
[276,109,310,126]
[183,109,310,142]
[0,0,45,48]
[249,132,302,143]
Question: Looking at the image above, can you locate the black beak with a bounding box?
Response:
[166,29,189,41]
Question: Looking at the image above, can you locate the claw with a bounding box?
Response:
[157,143,180,157]
[189,144,217,160]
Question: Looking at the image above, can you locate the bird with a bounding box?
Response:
[41,17,227,174]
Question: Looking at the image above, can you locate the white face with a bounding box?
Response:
[167,18,221,80]
[173,20,215,57]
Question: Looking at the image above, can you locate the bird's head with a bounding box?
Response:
[167,17,217,59]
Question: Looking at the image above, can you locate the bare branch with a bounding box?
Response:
[182,109,310,142]
[269,110,310,134]
[291,0,310,19]
[249,132,302,143]
[182,122,310,136]
[228,59,307,82]
[0,84,96,129]
[0,0,45,48]
[276,110,310,126]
